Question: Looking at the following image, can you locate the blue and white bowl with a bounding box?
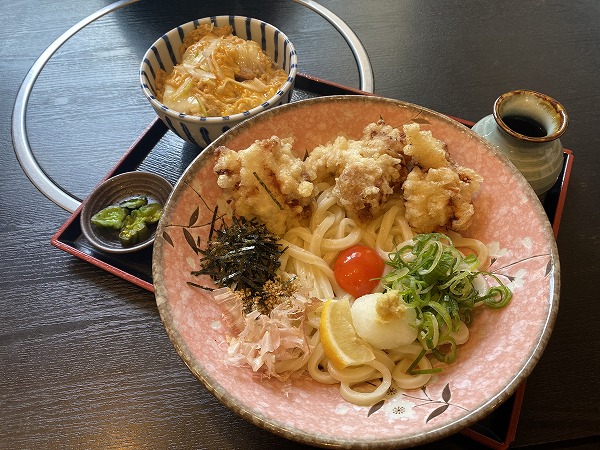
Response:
[140,16,298,148]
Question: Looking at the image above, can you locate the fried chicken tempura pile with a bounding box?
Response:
[213,119,482,235]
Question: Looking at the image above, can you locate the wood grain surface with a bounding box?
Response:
[1,1,599,449]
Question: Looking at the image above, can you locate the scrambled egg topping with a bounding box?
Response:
[156,25,288,117]
[213,119,482,235]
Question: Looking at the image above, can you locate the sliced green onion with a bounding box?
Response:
[432,336,458,364]
[382,233,513,372]
[409,367,443,375]
[427,300,452,329]
[406,348,426,374]
[482,285,512,309]
[418,311,439,350]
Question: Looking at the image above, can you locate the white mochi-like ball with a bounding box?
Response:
[351,292,418,349]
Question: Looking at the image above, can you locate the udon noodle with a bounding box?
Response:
[271,184,489,406]
[204,120,508,407]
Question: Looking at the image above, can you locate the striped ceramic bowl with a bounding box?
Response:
[140,16,297,148]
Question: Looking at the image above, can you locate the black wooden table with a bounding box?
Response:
[2,1,599,449]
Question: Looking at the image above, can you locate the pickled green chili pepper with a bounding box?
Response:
[90,195,164,247]
[136,203,163,224]
[119,212,150,246]
[91,206,128,229]
[119,196,148,210]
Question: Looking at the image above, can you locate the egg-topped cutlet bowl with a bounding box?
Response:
[140,16,297,148]
[152,95,559,448]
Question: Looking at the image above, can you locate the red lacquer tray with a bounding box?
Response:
[51,73,573,450]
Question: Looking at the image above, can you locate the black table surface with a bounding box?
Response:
[2,1,599,449]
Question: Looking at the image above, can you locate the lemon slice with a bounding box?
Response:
[320,299,376,370]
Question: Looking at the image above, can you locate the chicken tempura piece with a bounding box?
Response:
[401,123,482,233]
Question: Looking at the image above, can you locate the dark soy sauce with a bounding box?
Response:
[502,115,547,138]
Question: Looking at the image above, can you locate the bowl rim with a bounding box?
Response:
[139,15,298,124]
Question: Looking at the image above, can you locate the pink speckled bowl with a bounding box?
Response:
[152,96,559,448]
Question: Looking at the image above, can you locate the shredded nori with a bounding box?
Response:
[192,215,285,296]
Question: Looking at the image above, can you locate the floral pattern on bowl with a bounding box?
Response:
[152,96,559,448]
